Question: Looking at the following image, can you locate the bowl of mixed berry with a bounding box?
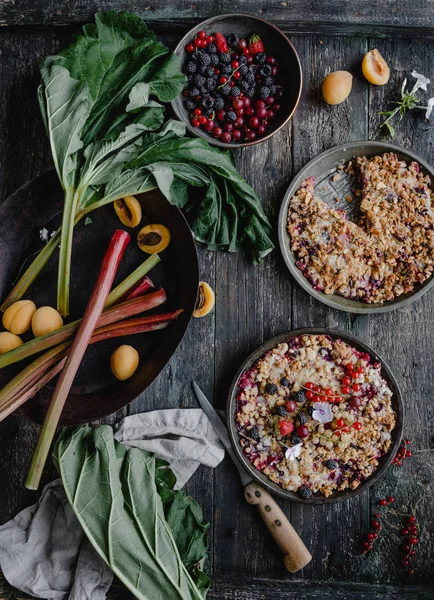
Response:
[172,14,302,147]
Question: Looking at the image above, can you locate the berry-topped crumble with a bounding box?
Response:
[235,334,396,498]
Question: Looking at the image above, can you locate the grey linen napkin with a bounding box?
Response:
[0,408,225,600]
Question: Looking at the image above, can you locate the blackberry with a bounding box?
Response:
[203,105,214,115]
[325,459,338,470]
[190,53,199,62]
[227,33,238,47]
[274,406,288,417]
[187,74,194,83]
[270,85,277,95]
[207,44,217,53]
[221,84,231,95]
[265,383,278,395]
[297,412,308,425]
[220,52,231,63]
[194,74,206,87]
[280,377,290,387]
[290,434,302,445]
[240,80,250,92]
[199,53,211,66]
[210,54,219,66]
[186,61,197,74]
[226,110,237,121]
[249,64,258,73]
[221,65,232,75]
[184,99,196,111]
[214,96,225,110]
[293,390,306,403]
[264,76,274,87]
[239,55,248,65]
[189,87,200,97]
[202,97,214,110]
[298,485,312,500]
[206,67,215,77]
[259,64,272,77]
[307,406,315,417]
[239,64,249,75]
[256,52,267,63]
[230,85,241,96]
[199,85,207,94]
[200,65,209,75]
[245,73,255,85]
[206,78,217,91]
[248,426,260,441]
[246,87,255,98]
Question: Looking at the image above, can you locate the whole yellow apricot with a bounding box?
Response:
[110,345,139,381]
[32,306,64,337]
[362,49,390,85]
[3,300,36,335]
[0,331,23,354]
[322,71,353,105]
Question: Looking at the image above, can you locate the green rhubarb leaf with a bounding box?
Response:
[53,425,208,600]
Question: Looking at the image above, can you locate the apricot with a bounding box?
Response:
[362,49,390,85]
[110,345,139,381]
[322,71,353,105]
[32,306,64,337]
[114,196,142,228]
[3,300,36,335]
[0,331,23,354]
[193,282,215,318]
[137,224,171,254]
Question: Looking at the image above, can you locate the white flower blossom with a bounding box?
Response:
[312,401,333,424]
[39,228,49,243]
[411,71,430,92]
[285,442,302,461]
[425,97,434,119]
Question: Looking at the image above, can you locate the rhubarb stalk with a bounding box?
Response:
[0,309,183,422]
[0,289,166,370]
[25,229,130,490]
[105,253,160,307]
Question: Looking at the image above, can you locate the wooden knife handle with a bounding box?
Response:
[244,481,312,573]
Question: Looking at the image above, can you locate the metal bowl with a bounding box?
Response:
[171,13,302,148]
[278,141,434,313]
[227,328,404,504]
[0,171,199,425]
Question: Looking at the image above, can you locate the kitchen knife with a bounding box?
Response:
[193,382,312,573]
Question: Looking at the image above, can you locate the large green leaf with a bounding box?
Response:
[53,425,209,600]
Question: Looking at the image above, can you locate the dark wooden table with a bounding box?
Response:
[0,2,433,599]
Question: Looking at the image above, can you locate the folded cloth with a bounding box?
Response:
[0,408,225,600]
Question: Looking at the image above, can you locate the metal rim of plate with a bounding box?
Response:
[227,328,404,504]
[278,141,434,314]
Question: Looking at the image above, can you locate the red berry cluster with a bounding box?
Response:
[361,512,383,553]
[183,30,283,143]
[400,514,419,575]
[392,439,412,466]
[303,361,365,405]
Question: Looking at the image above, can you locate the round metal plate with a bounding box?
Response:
[227,328,404,504]
[278,141,434,313]
[171,13,302,148]
[0,171,199,425]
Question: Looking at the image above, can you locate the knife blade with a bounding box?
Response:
[192,381,312,573]
[192,381,252,487]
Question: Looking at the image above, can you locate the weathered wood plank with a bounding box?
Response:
[1,572,434,600]
[1,0,434,38]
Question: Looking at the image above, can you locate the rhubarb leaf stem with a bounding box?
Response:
[25,230,130,490]
[105,253,160,307]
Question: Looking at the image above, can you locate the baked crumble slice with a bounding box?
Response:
[287,153,434,303]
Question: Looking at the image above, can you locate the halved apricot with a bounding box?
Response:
[193,282,215,318]
[114,196,142,228]
[137,224,171,254]
[362,49,390,85]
